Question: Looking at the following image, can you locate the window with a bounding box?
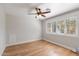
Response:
[46,17,77,36]
[47,23,52,33]
[66,19,76,34]
[57,20,65,34]
[51,22,56,32]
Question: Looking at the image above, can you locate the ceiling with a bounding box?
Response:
[1,3,79,20]
[37,3,79,20]
[1,3,42,9]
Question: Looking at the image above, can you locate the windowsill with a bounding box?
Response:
[46,32,78,38]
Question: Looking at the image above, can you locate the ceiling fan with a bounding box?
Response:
[29,8,51,18]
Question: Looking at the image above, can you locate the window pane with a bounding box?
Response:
[66,19,76,34]
[52,22,56,32]
[57,20,65,33]
[47,23,52,32]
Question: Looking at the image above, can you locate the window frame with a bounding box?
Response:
[46,17,78,37]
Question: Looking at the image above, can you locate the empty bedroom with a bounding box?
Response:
[0,3,79,56]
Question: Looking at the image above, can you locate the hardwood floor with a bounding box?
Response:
[3,40,77,56]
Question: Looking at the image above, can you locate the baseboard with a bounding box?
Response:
[6,39,76,52]
[7,39,42,47]
[0,46,6,56]
[43,39,76,52]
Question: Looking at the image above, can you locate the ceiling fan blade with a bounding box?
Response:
[35,8,40,13]
[41,11,51,14]
[41,14,46,17]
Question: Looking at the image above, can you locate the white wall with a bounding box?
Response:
[42,9,79,52]
[5,7,42,46]
[0,6,6,55]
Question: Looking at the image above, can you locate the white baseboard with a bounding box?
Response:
[0,46,6,56]
[6,39,76,52]
[43,39,76,52]
[7,39,41,47]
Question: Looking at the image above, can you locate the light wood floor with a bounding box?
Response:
[3,40,77,56]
